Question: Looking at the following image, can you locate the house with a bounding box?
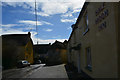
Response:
[0,36,2,70]
[2,32,34,69]
[33,44,51,63]
[46,40,68,65]
[67,2,120,78]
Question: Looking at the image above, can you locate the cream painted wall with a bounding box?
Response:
[68,2,119,78]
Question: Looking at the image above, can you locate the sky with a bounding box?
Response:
[0,0,85,44]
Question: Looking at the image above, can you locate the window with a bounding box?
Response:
[86,47,92,71]
[83,11,89,35]
[85,12,89,29]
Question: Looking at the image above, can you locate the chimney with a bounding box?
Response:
[71,24,75,30]
[49,43,51,45]
[28,32,31,37]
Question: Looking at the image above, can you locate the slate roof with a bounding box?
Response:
[33,44,51,54]
[51,40,66,49]
[68,2,89,42]
[2,32,33,46]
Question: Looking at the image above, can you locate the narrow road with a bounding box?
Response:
[25,64,68,78]
[2,64,68,79]
[2,64,44,78]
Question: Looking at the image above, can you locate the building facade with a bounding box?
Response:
[2,32,34,69]
[67,2,120,78]
[33,44,51,63]
[46,40,68,65]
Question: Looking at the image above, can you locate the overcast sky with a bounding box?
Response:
[0,0,85,44]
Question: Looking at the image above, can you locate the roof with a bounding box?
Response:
[68,2,89,42]
[33,44,50,54]
[34,44,51,47]
[2,32,33,46]
[51,40,66,49]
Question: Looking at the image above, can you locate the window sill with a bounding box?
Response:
[83,28,89,35]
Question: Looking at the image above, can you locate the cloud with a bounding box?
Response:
[0,28,2,35]
[41,21,53,25]
[40,2,68,16]
[0,27,66,44]
[1,0,84,44]
[61,18,77,23]
[1,24,18,28]
[2,2,31,9]
[72,8,82,13]
[37,12,49,17]
[67,27,71,30]
[2,0,85,17]
[18,20,53,26]
[33,37,67,44]
[1,0,84,3]
[61,12,73,18]
[38,1,84,17]
[19,20,41,26]
[1,28,27,35]
[0,23,36,32]
[43,28,53,32]
[29,31,67,44]
[37,39,67,44]
[38,1,84,16]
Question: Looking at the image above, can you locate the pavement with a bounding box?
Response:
[64,64,93,80]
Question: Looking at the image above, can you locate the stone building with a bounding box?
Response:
[2,32,34,69]
[46,40,68,65]
[33,44,51,63]
[67,2,120,78]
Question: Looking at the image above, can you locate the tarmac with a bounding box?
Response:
[26,64,68,78]
[2,63,93,80]
[2,64,44,78]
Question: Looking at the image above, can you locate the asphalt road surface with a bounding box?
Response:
[2,64,68,79]
[2,64,45,78]
[25,64,68,78]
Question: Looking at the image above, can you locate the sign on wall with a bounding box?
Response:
[95,3,109,31]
